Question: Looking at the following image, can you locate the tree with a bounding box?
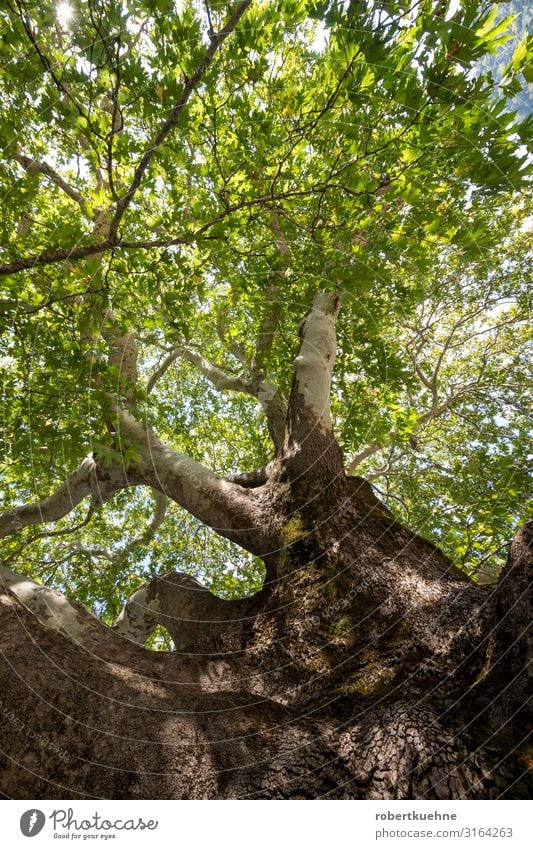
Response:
[0,0,531,799]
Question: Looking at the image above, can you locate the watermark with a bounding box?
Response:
[19,808,159,840]
[20,810,46,837]
[1,702,69,763]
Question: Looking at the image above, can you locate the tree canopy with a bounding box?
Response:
[0,0,531,646]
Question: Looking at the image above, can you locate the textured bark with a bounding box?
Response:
[0,485,530,800]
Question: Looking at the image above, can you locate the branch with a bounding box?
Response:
[111,488,167,564]
[287,290,341,443]
[0,562,101,644]
[253,212,288,377]
[347,385,478,475]
[102,315,139,406]
[253,279,283,378]
[2,505,95,568]
[347,439,383,473]
[115,410,271,555]
[67,488,167,567]
[13,1,99,139]
[113,570,252,649]
[107,0,252,240]
[348,309,496,476]
[216,310,247,363]
[0,454,128,539]
[146,343,287,450]
[13,151,92,217]
[177,345,252,393]
[255,380,286,450]
[0,240,115,276]
[225,459,275,488]
[146,343,252,395]
[179,345,287,447]
[0,180,361,277]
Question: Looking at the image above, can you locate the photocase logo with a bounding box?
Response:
[20,809,46,837]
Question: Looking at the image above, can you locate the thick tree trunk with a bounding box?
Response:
[0,292,530,799]
[0,473,530,799]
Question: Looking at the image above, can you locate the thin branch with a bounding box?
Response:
[180,345,250,393]
[146,342,287,449]
[0,454,128,539]
[103,315,139,407]
[347,439,384,473]
[107,0,252,240]
[67,488,167,566]
[12,0,105,148]
[110,488,167,564]
[0,179,371,277]
[1,506,95,568]
[253,212,288,378]
[14,151,92,217]
[0,240,115,276]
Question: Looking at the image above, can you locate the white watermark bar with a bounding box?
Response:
[2,800,530,848]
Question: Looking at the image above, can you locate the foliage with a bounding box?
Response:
[0,0,531,623]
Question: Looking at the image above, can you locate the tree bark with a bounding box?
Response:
[0,293,530,799]
[0,483,530,799]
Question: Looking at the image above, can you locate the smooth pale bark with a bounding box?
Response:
[288,291,340,443]
[0,564,99,645]
[255,380,286,450]
[0,417,270,555]
[116,409,272,554]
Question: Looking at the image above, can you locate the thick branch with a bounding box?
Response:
[287,291,340,443]
[1,416,269,556]
[253,281,282,378]
[113,571,254,649]
[116,410,271,555]
[0,562,103,644]
[255,380,286,450]
[225,460,274,488]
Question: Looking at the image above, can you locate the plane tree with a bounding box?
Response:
[0,0,531,799]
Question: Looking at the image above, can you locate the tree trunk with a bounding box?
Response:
[0,293,530,799]
[0,472,530,799]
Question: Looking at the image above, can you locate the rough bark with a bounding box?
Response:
[0,504,530,799]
